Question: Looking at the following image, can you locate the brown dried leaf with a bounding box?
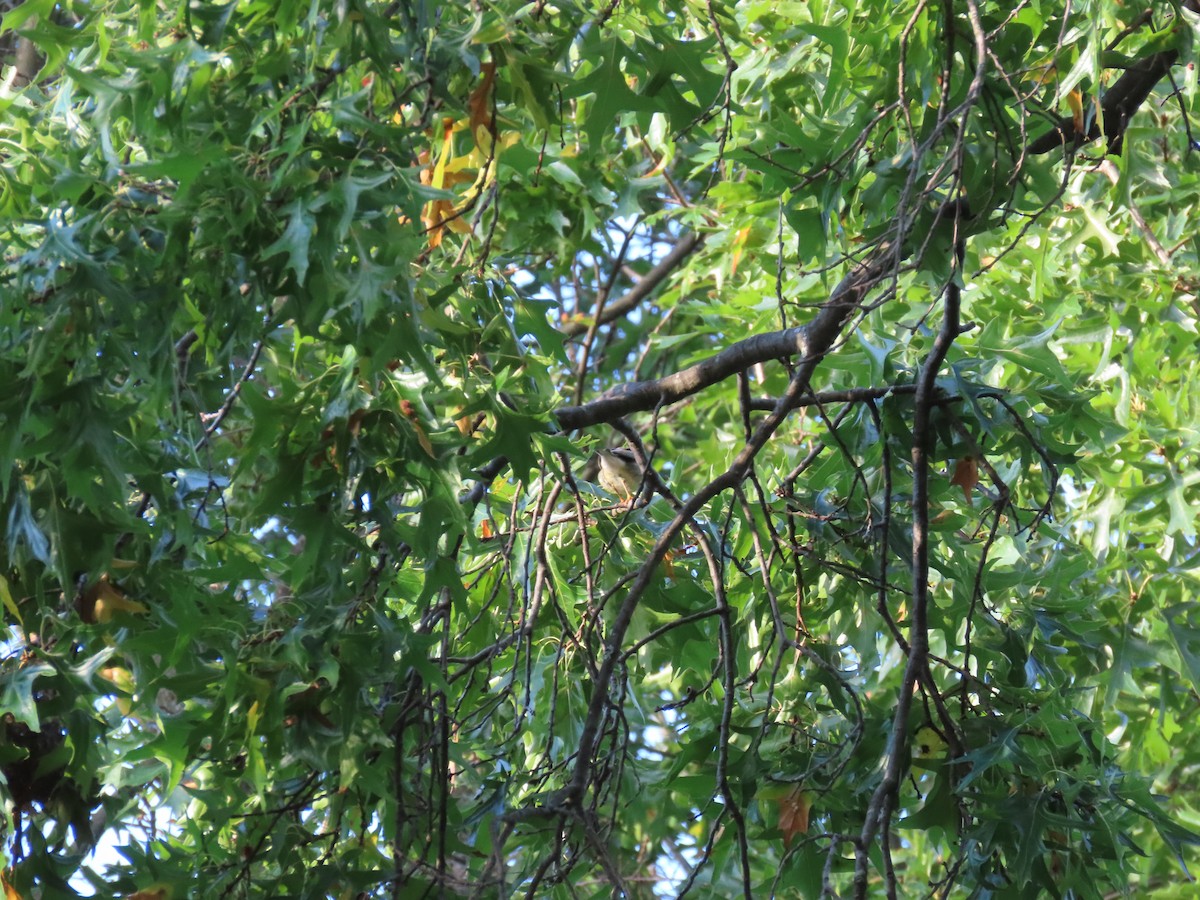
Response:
[468,62,497,147]
[778,786,810,847]
[412,421,436,459]
[949,456,979,506]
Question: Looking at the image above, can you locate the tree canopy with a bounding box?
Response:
[1,0,1200,897]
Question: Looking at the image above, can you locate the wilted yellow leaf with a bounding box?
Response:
[93,579,150,623]
[101,666,136,693]
[412,421,436,459]
[79,575,149,624]
[0,574,21,626]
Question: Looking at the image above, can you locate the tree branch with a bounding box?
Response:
[554,260,884,431]
[559,252,888,808]
[559,232,704,338]
[854,275,962,899]
[1028,48,1182,156]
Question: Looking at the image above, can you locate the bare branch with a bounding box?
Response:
[559,232,705,338]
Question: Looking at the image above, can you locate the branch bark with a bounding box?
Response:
[1028,48,1182,156]
[554,235,909,431]
[558,232,704,338]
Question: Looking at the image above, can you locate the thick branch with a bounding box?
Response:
[559,232,704,338]
[551,39,1187,437]
[1028,48,1181,155]
[555,260,878,430]
[854,278,962,899]
[556,326,805,429]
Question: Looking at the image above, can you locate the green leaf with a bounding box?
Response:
[263,197,320,285]
[1163,605,1200,698]
[0,661,52,730]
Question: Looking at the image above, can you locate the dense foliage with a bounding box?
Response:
[1,0,1199,897]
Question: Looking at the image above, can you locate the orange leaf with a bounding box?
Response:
[778,786,810,847]
[126,888,172,900]
[421,199,455,248]
[2,869,20,900]
[1067,89,1084,135]
[949,456,979,505]
[468,62,498,148]
[100,666,135,693]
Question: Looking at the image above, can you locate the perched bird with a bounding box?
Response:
[596,448,643,504]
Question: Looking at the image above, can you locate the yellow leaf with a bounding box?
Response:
[430,117,456,190]
[92,579,149,623]
[100,666,136,693]
[644,151,669,178]
[730,226,751,276]
[1030,59,1057,87]
[421,119,472,247]
[914,725,948,771]
[2,868,21,900]
[0,574,22,626]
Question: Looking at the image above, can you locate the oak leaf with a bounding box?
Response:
[778,786,810,847]
[949,456,979,506]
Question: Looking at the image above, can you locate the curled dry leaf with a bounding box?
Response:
[949,456,979,506]
[778,785,811,847]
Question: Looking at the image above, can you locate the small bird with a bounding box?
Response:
[596,448,643,504]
